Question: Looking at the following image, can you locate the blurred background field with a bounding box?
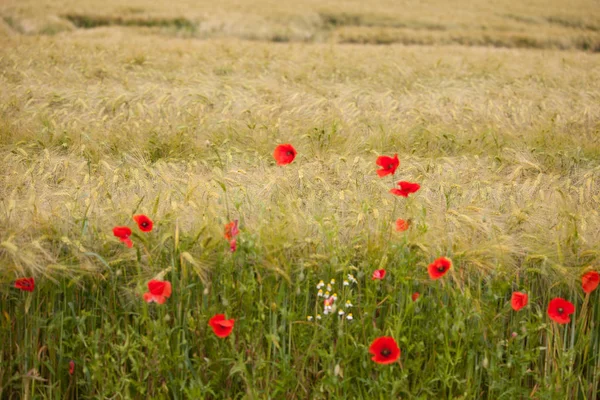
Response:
[2,0,600,49]
[1,0,600,398]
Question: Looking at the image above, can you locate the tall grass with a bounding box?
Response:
[1,3,600,397]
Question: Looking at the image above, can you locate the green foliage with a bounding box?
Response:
[1,220,599,398]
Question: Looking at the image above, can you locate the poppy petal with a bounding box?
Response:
[547,297,575,324]
[113,226,132,238]
[147,280,171,298]
[511,292,528,311]
[369,336,401,364]
[209,314,235,338]
[428,257,452,280]
[372,269,386,280]
[582,271,599,294]
[376,154,399,177]
[395,219,410,232]
[133,214,154,232]
[14,277,35,292]
[121,237,133,248]
[273,144,297,166]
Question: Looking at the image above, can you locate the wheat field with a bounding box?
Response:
[1,0,600,398]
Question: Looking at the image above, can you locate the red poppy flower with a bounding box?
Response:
[14,277,35,292]
[229,238,237,252]
[224,220,240,241]
[395,218,410,232]
[324,296,335,307]
[69,360,75,375]
[143,279,172,304]
[376,154,400,177]
[428,257,452,280]
[369,336,401,364]
[209,314,235,338]
[411,292,420,302]
[133,214,153,232]
[390,181,420,197]
[511,292,528,311]
[273,144,297,165]
[547,297,575,324]
[582,271,599,294]
[113,226,133,248]
[372,269,386,280]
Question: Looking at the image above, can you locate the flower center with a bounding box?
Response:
[437,266,445,272]
[141,222,148,227]
[380,348,391,357]
[557,307,564,314]
[286,151,293,156]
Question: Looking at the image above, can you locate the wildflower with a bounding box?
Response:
[338,309,345,316]
[347,274,357,283]
[582,271,599,294]
[316,280,325,289]
[113,226,133,248]
[547,298,575,324]
[411,292,420,302]
[395,218,410,232]
[14,277,35,292]
[369,337,401,364]
[143,279,172,304]
[390,181,420,197]
[511,292,528,311]
[324,291,330,298]
[372,269,386,280]
[343,280,349,286]
[209,314,235,338]
[345,300,353,308]
[428,257,452,280]
[346,313,353,321]
[133,214,153,232]
[324,296,334,314]
[316,314,322,320]
[330,279,336,285]
[326,284,333,292]
[331,293,338,300]
[317,289,324,297]
[511,332,518,338]
[224,220,240,241]
[376,154,400,177]
[69,360,75,375]
[223,220,240,253]
[273,144,297,165]
[307,316,313,321]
